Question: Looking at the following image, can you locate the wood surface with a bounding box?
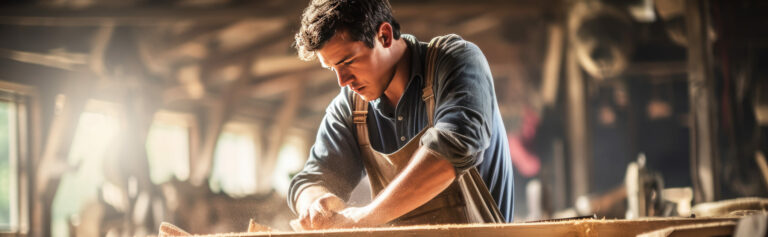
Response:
[161,217,739,237]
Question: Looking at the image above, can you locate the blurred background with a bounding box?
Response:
[0,0,766,236]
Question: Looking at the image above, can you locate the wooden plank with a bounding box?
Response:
[637,221,736,237]
[167,217,738,237]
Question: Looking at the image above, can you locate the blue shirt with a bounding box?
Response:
[288,34,514,222]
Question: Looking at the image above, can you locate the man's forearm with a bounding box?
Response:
[361,146,457,225]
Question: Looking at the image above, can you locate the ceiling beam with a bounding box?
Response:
[0,1,553,26]
[0,2,304,26]
[0,48,88,71]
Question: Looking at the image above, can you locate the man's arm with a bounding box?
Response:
[335,147,456,227]
[287,89,365,229]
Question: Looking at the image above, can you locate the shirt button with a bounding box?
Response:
[397,116,403,121]
[400,136,406,141]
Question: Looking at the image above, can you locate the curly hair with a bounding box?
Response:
[294,0,401,61]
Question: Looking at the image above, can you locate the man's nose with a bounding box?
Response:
[335,68,352,87]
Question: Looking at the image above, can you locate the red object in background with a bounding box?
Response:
[509,107,541,178]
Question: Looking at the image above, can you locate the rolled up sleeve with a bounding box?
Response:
[420,39,495,172]
[287,90,365,214]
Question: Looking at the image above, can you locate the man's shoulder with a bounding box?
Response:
[431,34,484,60]
[402,33,484,63]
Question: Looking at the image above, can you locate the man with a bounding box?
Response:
[288,0,514,230]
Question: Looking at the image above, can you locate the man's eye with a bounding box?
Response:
[344,60,354,65]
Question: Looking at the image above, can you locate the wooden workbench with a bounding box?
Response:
[170,217,739,237]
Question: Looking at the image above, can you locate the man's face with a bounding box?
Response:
[316,31,393,101]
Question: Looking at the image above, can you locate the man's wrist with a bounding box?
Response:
[358,204,384,226]
[340,205,380,228]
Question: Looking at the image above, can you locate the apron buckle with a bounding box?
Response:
[353,111,368,124]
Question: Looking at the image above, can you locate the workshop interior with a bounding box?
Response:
[0,0,767,236]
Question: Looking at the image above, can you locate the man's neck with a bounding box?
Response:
[383,39,412,107]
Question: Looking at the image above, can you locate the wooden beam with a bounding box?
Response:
[0,1,552,26]
[540,23,564,107]
[303,84,341,113]
[685,0,719,203]
[201,33,295,87]
[0,48,89,71]
[565,44,590,201]
[257,82,304,192]
[0,3,304,26]
[295,113,325,132]
[246,75,302,99]
[392,1,549,19]
[249,55,316,79]
[245,69,333,100]
[165,22,232,50]
[157,18,290,77]
[88,22,115,77]
[188,61,251,186]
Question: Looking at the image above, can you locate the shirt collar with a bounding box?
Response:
[402,34,425,85]
[370,34,425,114]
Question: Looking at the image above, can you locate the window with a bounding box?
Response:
[52,100,122,237]
[146,111,195,184]
[0,83,35,234]
[273,130,308,196]
[0,99,19,232]
[208,122,260,198]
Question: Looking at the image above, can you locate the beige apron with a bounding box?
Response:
[352,35,505,226]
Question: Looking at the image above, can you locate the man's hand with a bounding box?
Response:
[292,193,346,230]
[331,206,376,228]
[293,205,376,230]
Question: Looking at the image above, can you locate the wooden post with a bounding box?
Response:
[257,81,304,192]
[565,45,590,202]
[685,0,720,203]
[540,24,564,108]
[188,62,250,186]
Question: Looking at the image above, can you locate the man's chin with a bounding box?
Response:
[357,92,380,102]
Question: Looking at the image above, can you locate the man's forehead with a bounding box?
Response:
[316,31,357,68]
[317,53,331,69]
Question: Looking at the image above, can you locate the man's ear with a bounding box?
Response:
[377,22,393,48]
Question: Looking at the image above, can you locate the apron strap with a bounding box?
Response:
[352,95,369,146]
[424,36,445,126]
[352,94,389,193]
